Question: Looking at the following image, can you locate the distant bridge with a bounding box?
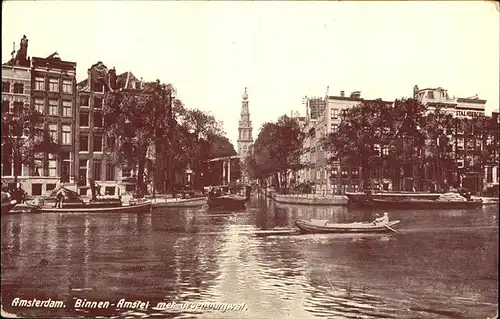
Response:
[204,155,243,163]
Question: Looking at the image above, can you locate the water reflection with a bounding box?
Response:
[1,196,498,318]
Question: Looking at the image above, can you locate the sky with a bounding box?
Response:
[2,1,499,147]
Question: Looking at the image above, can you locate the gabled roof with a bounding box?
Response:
[116,72,140,90]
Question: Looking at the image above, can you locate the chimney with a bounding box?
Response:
[413,85,419,98]
[350,91,361,99]
[340,90,345,97]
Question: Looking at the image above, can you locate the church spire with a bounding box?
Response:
[237,87,253,158]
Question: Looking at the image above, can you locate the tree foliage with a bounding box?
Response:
[1,101,59,184]
[323,97,499,192]
[247,115,304,188]
[102,85,231,193]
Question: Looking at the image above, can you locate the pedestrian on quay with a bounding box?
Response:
[54,190,64,208]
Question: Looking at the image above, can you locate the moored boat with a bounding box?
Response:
[345,191,441,206]
[153,197,207,208]
[295,219,401,234]
[26,201,152,214]
[1,199,18,215]
[207,185,251,210]
[366,198,482,210]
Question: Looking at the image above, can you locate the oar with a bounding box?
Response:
[384,224,397,233]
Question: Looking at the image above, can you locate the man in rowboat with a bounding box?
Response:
[372,212,389,225]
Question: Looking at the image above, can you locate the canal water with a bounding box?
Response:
[1,194,498,318]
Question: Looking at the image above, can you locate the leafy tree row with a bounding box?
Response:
[102,81,235,194]
[323,98,499,192]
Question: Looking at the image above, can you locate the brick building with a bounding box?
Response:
[76,62,143,196]
[30,52,77,195]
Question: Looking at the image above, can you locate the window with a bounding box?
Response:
[35,77,45,91]
[2,81,10,93]
[13,102,23,114]
[331,108,339,119]
[341,168,348,177]
[49,78,59,92]
[48,153,57,177]
[382,145,389,156]
[93,135,102,152]
[93,162,102,181]
[94,82,104,93]
[105,186,115,195]
[374,144,381,155]
[62,125,71,145]
[80,135,89,152]
[32,184,42,196]
[79,159,87,168]
[2,101,10,113]
[94,112,103,127]
[13,83,24,94]
[62,80,72,93]
[331,168,338,178]
[427,91,434,99]
[106,136,115,151]
[34,99,44,114]
[46,184,56,191]
[49,100,58,116]
[94,97,102,108]
[62,101,72,117]
[79,113,89,127]
[49,124,58,142]
[351,168,359,178]
[106,164,115,181]
[80,95,90,107]
[331,124,338,133]
[457,138,464,150]
[122,167,132,178]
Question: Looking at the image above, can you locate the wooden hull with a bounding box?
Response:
[366,199,482,210]
[207,196,248,210]
[345,192,441,207]
[1,200,18,215]
[295,219,400,234]
[29,201,152,213]
[153,197,207,208]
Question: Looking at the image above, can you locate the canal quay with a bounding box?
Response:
[1,193,498,319]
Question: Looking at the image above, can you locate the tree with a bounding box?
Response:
[181,109,224,189]
[248,115,304,190]
[389,98,427,191]
[421,107,456,191]
[102,82,176,194]
[323,99,394,189]
[1,100,59,187]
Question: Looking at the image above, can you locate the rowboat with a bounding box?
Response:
[26,201,152,214]
[152,197,207,208]
[295,219,400,234]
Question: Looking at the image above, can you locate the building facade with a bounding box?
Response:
[299,91,393,194]
[76,62,143,196]
[414,85,497,193]
[30,53,77,196]
[1,50,32,192]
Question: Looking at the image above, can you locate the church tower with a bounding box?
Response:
[237,87,254,158]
